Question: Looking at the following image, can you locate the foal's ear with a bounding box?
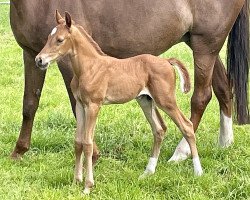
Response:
[65,11,72,29]
[55,10,64,24]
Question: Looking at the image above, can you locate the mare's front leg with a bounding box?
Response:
[137,96,167,179]
[11,50,46,159]
[169,37,217,162]
[82,103,100,194]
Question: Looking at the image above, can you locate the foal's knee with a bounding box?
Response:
[154,128,165,143]
[83,141,93,157]
[75,140,83,154]
[181,120,195,141]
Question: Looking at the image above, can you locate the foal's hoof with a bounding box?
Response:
[194,168,203,176]
[83,187,91,195]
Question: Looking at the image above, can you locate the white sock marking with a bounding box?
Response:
[139,157,158,179]
[192,157,203,176]
[219,111,233,147]
[145,157,158,173]
[168,137,191,162]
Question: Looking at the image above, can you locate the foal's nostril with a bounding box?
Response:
[35,57,43,67]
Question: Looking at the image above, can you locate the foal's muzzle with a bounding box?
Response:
[35,56,49,70]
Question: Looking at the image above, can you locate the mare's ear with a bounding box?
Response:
[55,10,64,24]
[65,11,72,29]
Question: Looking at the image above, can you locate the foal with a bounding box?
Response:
[36,11,203,194]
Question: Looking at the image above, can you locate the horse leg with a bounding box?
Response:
[212,56,233,147]
[82,103,100,194]
[57,58,100,164]
[11,50,46,159]
[169,40,217,162]
[136,95,167,179]
[74,101,85,183]
[160,104,203,176]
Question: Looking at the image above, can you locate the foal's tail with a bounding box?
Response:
[168,58,191,94]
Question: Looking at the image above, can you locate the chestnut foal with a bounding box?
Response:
[36,11,203,194]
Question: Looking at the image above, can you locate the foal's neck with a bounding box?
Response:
[70,26,106,76]
[72,26,106,58]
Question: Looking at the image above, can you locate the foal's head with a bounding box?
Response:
[35,10,74,70]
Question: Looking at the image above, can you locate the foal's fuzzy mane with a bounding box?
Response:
[75,25,107,56]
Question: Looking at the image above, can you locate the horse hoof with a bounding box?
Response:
[83,188,91,195]
[219,136,234,148]
[168,151,190,162]
[138,170,154,180]
[73,177,83,184]
[194,168,203,176]
[10,152,22,160]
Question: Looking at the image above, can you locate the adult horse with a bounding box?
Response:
[10,0,249,162]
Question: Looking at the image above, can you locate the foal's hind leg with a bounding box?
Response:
[156,99,203,175]
[212,57,233,147]
[136,95,167,179]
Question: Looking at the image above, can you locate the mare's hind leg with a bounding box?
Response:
[57,58,100,164]
[212,57,233,147]
[169,36,218,162]
[11,50,46,159]
[136,95,167,179]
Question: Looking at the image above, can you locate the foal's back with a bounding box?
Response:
[103,54,176,104]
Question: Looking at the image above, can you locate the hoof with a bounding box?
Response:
[168,151,190,162]
[219,136,233,148]
[138,170,154,180]
[10,151,23,160]
[168,138,191,162]
[83,187,91,195]
[73,177,83,184]
[194,168,203,176]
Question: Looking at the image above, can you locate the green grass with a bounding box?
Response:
[0,4,250,200]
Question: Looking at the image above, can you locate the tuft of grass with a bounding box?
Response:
[0,4,249,200]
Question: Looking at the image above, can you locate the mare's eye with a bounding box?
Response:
[57,37,64,43]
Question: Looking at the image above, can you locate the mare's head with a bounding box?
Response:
[35,10,74,70]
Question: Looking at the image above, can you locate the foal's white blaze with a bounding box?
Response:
[219,111,233,147]
[51,27,57,36]
[192,157,203,176]
[168,137,191,162]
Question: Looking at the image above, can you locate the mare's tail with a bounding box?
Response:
[168,58,191,94]
[227,0,249,124]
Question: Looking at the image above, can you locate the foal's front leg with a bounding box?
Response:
[74,101,85,183]
[82,103,100,194]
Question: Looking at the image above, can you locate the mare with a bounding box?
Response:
[10,0,249,162]
[36,11,203,193]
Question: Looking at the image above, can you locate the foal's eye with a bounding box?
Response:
[57,38,64,43]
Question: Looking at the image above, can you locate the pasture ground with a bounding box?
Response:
[0,3,249,200]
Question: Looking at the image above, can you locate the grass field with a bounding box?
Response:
[0,3,250,200]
